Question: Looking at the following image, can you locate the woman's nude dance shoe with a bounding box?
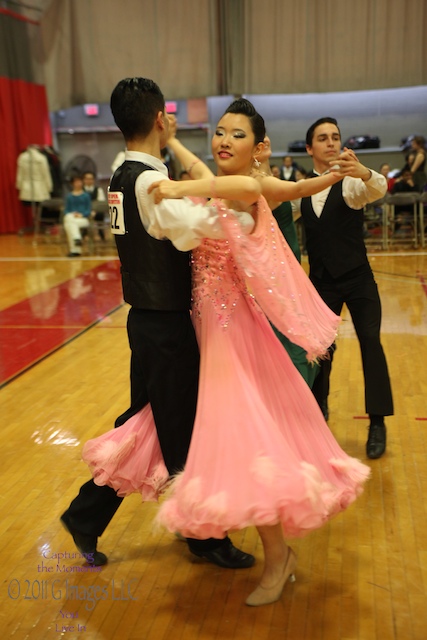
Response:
[245,547,297,607]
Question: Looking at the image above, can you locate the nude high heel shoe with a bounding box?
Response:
[245,547,297,607]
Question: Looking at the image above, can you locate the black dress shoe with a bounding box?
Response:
[190,538,255,569]
[366,423,386,459]
[60,514,108,566]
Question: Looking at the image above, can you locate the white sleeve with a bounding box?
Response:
[96,187,106,201]
[135,171,255,251]
[342,171,387,209]
[291,198,301,215]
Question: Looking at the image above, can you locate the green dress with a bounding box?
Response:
[271,201,319,388]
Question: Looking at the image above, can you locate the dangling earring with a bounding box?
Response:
[253,157,261,168]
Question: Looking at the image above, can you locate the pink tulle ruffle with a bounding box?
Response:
[217,197,341,362]
[157,454,370,540]
[82,405,168,501]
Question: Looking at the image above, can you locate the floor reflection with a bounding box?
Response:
[0,261,123,386]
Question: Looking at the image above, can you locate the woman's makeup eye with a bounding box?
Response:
[214,129,246,138]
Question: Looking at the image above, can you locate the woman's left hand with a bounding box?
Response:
[331,148,372,179]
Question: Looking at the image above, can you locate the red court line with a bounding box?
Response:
[0,261,123,387]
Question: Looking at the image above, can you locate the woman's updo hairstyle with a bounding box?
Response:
[224,98,266,144]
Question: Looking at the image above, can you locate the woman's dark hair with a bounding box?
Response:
[223,98,266,144]
[110,77,165,141]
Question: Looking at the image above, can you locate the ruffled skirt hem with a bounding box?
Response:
[156,455,370,539]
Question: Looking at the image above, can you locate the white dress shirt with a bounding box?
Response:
[310,170,387,217]
[126,150,255,251]
[282,166,294,180]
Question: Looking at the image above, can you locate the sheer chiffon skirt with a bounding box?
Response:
[156,293,370,540]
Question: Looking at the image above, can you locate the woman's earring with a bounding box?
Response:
[253,158,261,168]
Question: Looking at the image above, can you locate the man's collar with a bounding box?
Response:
[125,150,168,176]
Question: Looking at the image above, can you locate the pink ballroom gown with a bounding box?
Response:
[82,196,370,540]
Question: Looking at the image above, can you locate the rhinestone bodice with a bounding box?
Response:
[191,237,250,329]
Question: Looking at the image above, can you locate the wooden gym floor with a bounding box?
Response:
[0,233,426,640]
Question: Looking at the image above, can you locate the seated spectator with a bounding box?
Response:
[83,171,107,240]
[379,162,391,177]
[392,168,418,196]
[379,162,395,192]
[63,175,92,257]
[391,168,418,234]
[270,164,281,178]
[295,166,307,181]
[280,155,297,181]
[83,171,105,202]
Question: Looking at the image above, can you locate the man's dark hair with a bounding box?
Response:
[305,117,341,146]
[110,77,165,141]
[224,98,266,144]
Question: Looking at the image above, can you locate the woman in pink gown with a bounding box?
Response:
[83,101,370,607]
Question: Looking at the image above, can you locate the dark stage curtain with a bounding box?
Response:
[0,9,52,234]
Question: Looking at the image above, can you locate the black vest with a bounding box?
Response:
[110,160,191,310]
[300,181,368,279]
[85,186,99,201]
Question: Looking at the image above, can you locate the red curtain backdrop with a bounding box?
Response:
[0,9,52,234]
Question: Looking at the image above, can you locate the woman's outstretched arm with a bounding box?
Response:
[148,174,261,205]
[257,168,342,202]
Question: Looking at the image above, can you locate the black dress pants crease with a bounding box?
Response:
[310,265,393,417]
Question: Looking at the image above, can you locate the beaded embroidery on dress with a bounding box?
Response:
[191,236,248,330]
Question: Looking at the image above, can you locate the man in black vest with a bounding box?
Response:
[300,117,393,459]
[61,77,254,570]
[83,171,107,240]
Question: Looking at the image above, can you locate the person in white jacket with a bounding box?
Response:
[16,146,53,203]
